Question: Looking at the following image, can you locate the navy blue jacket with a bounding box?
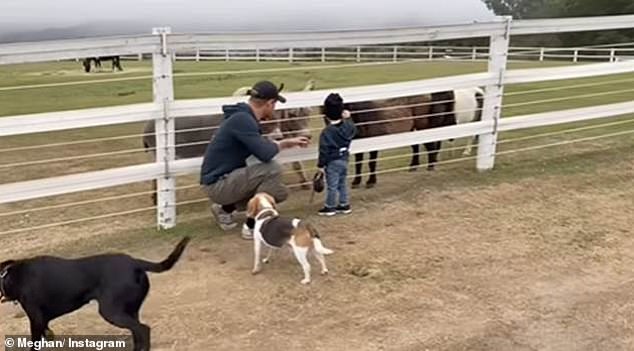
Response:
[317,120,357,168]
[200,103,278,185]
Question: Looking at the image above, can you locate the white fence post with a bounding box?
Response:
[195,48,200,62]
[289,48,294,63]
[151,27,176,230]
[256,48,260,62]
[137,53,143,61]
[428,46,434,60]
[321,47,326,62]
[573,49,579,62]
[393,46,398,62]
[477,17,511,172]
[472,46,478,61]
[539,47,545,61]
[225,49,230,62]
[610,49,616,62]
[356,46,361,62]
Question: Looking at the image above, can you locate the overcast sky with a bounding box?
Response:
[0,0,494,34]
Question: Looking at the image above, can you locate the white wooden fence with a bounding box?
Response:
[148,44,634,63]
[1,14,634,230]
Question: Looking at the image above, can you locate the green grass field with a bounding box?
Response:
[0,59,598,116]
[0,58,633,235]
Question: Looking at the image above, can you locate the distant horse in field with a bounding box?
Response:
[328,88,483,188]
[143,79,317,203]
[82,56,123,73]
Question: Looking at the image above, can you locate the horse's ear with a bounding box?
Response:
[304,79,316,91]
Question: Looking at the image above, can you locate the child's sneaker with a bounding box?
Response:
[336,204,352,214]
[318,207,337,217]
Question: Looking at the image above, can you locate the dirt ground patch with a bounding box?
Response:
[2,155,633,351]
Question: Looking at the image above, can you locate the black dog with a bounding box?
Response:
[0,237,190,351]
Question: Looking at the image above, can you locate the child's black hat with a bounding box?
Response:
[324,93,344,121]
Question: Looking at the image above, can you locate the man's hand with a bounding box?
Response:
[277,136,310,150]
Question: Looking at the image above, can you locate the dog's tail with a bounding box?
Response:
[303,223,334,255]
[135,237,191,273]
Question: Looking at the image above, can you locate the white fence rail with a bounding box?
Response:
[209,46,632,63]
[124,44,634,64]
[1,14,634,230]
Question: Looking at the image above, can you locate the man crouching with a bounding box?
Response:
[200,80,310,239]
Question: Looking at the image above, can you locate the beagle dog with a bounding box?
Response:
[246,193,334,284]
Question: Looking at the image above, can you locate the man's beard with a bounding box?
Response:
[263,109,275,121]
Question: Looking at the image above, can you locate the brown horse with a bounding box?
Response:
[335,90,473,189]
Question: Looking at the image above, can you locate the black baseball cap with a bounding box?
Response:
[247,80,287,103]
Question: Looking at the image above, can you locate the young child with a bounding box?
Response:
[317,93,357,216]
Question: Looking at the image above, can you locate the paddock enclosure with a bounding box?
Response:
[1,15,634,351]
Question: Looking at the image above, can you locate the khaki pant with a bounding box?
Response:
[202,161,289,211]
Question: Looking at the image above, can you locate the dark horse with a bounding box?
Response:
[334,89,482,189]
[82,56,123,73]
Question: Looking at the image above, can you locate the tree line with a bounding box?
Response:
[482,0,634,46]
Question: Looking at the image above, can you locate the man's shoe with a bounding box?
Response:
[241,224,254,240]
[233,209,247,218]
[211,204,238,231]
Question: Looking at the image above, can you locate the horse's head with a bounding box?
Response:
[268,79,316,141]
[280,107,312,139]
[260,114,284,141]
[259,107,312,142]
[279,78,316,139]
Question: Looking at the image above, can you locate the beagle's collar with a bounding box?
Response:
[255,208,279,221]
